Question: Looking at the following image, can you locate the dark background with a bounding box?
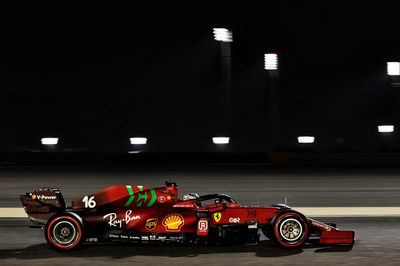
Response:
[1,3,400,155]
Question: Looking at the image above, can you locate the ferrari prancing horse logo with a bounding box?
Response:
[213,212,222,223]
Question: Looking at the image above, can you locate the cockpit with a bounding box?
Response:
[181,193,240,208]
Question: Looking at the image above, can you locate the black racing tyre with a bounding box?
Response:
[272,212,309,248]
[45,214,84,250]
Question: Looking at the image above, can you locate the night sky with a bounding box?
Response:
[2,3,400,153]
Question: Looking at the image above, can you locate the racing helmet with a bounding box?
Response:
[181,193,199,201]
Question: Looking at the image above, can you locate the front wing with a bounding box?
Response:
[309,218,355,245]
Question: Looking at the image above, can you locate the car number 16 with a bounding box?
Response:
[82,196,96,208]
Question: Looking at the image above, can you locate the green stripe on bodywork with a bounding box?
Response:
[136,191,148,207]
[124,185,135,206]
[147,189,157,207]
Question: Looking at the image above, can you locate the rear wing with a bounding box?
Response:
[19,188,66,225]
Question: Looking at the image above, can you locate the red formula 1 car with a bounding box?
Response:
[20,181,354,250]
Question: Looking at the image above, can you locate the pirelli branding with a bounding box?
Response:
[310,219,332,231]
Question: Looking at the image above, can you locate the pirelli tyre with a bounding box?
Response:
[45,213,84,250]
[272,212,309,248]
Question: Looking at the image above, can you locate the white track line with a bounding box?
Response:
[0,208,27,217]
[1,207,400,218]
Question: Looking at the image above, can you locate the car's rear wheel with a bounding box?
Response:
[45,214,83,250]
[272,212,308,248]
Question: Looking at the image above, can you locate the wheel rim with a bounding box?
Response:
[52,220,78,246]
[279,218,303,241]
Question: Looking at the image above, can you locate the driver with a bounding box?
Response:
[181,193,199,201]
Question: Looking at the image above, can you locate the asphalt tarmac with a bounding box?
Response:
[0,217,398,265]
[1,166,400,264]
[1,166,400,207]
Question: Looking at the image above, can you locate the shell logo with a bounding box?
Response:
[162,214,184,231]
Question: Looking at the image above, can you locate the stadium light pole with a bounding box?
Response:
[386,62,400,150]
[387,62,400,77]
[378,125,394,133]
[212,137,230,144]
[213,28,233,146]
[297,136,315,144]
[41,137,59,145]
[41,137,59,152]
[130,137,147,145]
[265,53,280,150]
[128,137,147,153]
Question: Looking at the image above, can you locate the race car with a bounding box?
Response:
[19,181,354,250]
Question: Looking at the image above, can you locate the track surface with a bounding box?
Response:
[1,166,400,207]
[1,166,400,264]
[0,217,398,265]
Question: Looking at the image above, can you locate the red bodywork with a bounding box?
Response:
[20,182,354,246]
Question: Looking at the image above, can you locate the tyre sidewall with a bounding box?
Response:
[45,214,83,250]
[273,212,308,248]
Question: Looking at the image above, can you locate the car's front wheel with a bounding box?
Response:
[45,214,83,250]
[272,212,308,248]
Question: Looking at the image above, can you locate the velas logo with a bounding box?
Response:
[158,196,166,203]
[145,218,158,231]
[213,212,222,223]
[162,214,184,231]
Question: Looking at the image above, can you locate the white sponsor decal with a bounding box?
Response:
[173,204,195,208]
[103,210,141,228]
[229,218,241,223]
[311,220,332,231]
[198,220,208,231]
[37,195,57,200]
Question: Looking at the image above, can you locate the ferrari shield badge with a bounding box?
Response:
[213,212,222,223]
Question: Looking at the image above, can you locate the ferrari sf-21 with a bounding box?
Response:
[20,181,354,250]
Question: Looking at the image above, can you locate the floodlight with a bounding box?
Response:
[212,137,230,144]
[297,136,315,144]
[41,137,59,145]
[387,62,400,76]
[378,125,394,133]
[130,137,147,145]
[213,28,233,42]
[264,53,278,70]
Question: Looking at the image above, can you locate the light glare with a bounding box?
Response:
[130,137,147,145]
[213,28,233,42]
[298,136,315,144]
[41,137,59,145]
[264,53,278,70]
[212,137,230,144]
[387,62,400,76]
[378,125,394,133]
